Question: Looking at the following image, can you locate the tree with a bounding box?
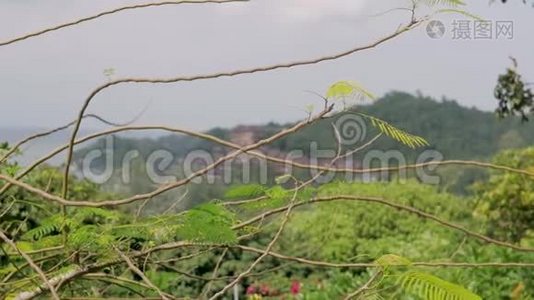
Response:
[494,58,534,121]
[474,147,534,243]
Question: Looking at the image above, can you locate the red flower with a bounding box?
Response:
[290,281,301,295]
[260,284,270,296]
[246,285,256,295]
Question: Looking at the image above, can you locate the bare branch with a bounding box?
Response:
[2,106,333,207]
[200,248,228,297]
[344,270,383,300]
[0,230,60,300]
[231,245,534,269]
[60,18,425,202]
[0,0,248,47]
[4,119,532,200]
[209,182,301,299]
[115,248,172,300]
[0,112,145,165]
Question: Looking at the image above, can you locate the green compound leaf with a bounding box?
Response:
[375,254,412,268]
[359,113,429,149]
[418,0,465,7]
[326,80,376,101]
[435,9,483,20]
[224,184,266,199]
[177,203,237,245]
[400,271,482,300]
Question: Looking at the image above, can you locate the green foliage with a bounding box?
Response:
[375,254,412,268]
[434,8,483,20]
[69,225,116,253]
[73,92,534,198]
[374,254,482,300]
[282,181,468,262]
[224,184,266,199]
[473,147,534,242]
[495,58,534,121]
[274,180,534,299]
[3,0,534,297]
[399,271,481,300]
[418,0,465,7]
[3,90,534,299]
[237,186,293,210]
[326,80,376,101]
[178,203,238,245]
[435,244,534,299]
[22,214,66,241]
[72,207,120,223]
[359,113,429,148]
[21,207,123,254]
[299,271,369,300]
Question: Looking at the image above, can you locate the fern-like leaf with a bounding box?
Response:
[358,114,429,148]
[32,235,63,249]
[418,0,465,7]
[326,80,376,101]
[72,207,120,223]
[375,254,412,268]
[224,184,266,199]
[435,9,483,20]
[240,186,291,210]
[22,215,69,240]
[177,203,237,245]
[69,225,114,251]
[362,292,385,300]
[399,271,482,300]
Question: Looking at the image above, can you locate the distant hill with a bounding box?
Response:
[71,90,534,173]
[69,91,534,203]
[269,91,533,160]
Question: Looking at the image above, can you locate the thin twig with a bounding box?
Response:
[208,187,300,299]
[201,248,228,297]
[344,270,383,300]
[60,18,424,203]
[115,248,172,300]
[0,230,60,300]
[0,113,144,165]
[4,122,532,199]
[2,106,333,207]
[0,0,248,47]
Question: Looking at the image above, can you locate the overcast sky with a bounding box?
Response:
[1,0,533,132]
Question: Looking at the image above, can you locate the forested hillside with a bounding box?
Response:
[77,92,534,162]
[74,91,534,199]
